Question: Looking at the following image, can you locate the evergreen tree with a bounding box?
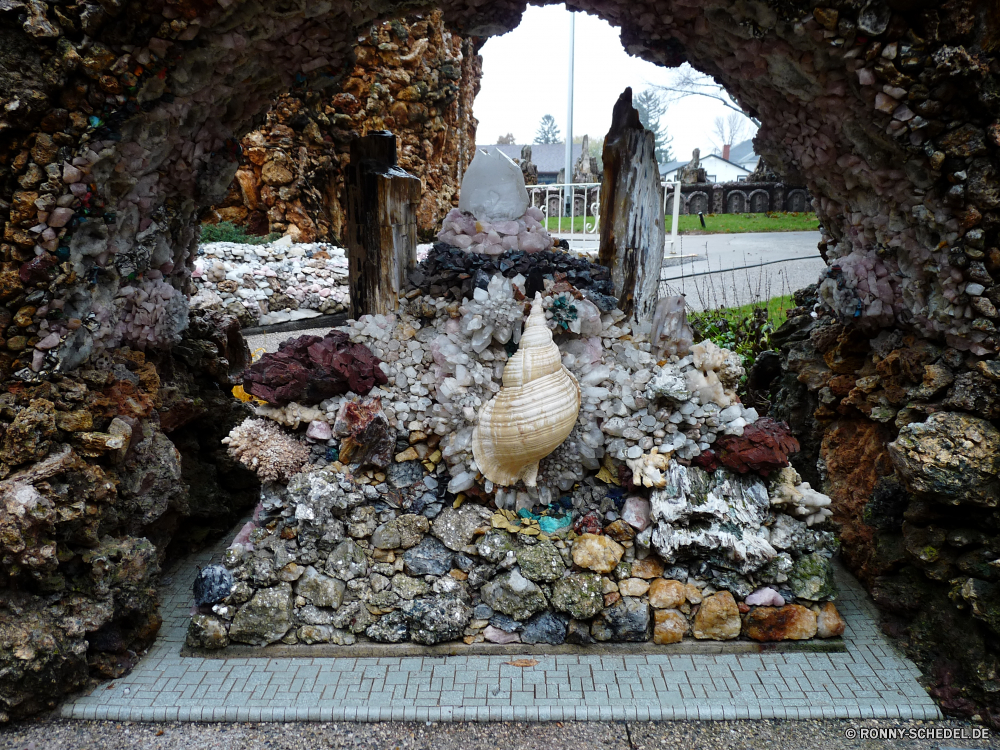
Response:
[633,89,674,165]
[534,115,561,144]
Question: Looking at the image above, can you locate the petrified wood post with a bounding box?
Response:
[598,88,665,324]
[346,132,421,318]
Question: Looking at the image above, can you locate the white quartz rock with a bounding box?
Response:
[458,148,529,222]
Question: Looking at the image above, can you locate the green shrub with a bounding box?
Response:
[200,221,281,245]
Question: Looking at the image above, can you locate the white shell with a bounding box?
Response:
[472,292,581,486]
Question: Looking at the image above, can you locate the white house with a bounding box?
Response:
[658,152,751,183]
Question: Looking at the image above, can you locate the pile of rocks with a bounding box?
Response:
[188,256,842,650]
[191,240,349,327]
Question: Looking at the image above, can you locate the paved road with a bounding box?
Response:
[55,522,939,724]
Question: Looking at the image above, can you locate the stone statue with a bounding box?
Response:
[520,144,538,185]
[572,134,600,183]
[679,148,706,184]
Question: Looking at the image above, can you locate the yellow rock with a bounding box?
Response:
[395,447,419,462]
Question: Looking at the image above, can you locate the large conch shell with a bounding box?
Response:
[472,293,581,486]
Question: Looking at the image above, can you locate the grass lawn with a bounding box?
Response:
[690,294,793,330]
[545,212,819,235]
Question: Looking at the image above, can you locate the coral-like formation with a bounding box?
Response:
[222,418,310,483]
[769,466,833,526]
[242,332,387,405]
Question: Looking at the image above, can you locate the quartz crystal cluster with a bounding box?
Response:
[437,147,557,255]
[191,240,349,327]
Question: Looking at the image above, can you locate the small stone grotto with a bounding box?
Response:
[2,0,1000,727]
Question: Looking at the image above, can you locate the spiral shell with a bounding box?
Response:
[472,292,581,487]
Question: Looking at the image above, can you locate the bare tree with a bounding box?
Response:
[650,66,760,127]
[496,133,516,144]
[710,113,753,154]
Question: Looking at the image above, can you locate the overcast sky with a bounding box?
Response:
[473,4,757,161]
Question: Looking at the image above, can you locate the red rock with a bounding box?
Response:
[334,397,394,469]
[573,511,602,535]
[243,331,387,405]
[712,418,800,477]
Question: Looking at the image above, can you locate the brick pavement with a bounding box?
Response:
[60,530,941,723]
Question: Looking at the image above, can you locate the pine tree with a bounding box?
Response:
[633,89,674,165]
[534,115,561,144]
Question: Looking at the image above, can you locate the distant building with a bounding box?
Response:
[478,143,585,183]
[659,152,750,183]
[725,139,760,172]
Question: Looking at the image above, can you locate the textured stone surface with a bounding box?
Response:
[653,609,687,644]
[572,534,624,573]
[520,611,567,645]
[228,584,294,646]
[185,615,229,650]
[742,605,818,642]
[431,504,492,551]
[693,592,741,641]
[192,565,233,607]
[648,579,687,610]
[400,596,472,646]
[888,413,1000,507]
[295,566,345,609]
[591,597,652,642]
[550,572,603,620]
[816,602,846,638]
[481,569,547,622]
[402,537,454,577]
[515,541,566,582]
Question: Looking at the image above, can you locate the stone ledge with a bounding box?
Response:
[183,636,845,659]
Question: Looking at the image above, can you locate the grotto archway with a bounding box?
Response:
[2,0,1000,725]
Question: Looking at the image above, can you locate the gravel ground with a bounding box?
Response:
[245,326,336,355]
[2,718,996,750]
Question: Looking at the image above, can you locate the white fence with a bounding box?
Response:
[525,180,682,255]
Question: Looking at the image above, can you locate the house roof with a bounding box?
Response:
[477,143,585,175]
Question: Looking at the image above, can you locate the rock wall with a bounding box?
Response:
[770,286,1000,725]
[0,0,998,725]
[205,13,483,241]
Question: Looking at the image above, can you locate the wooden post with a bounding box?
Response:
[597,88,665,325]
[345,131,421,318]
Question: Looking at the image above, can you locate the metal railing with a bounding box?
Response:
[526,180,682,255]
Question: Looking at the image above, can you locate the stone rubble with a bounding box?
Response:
[191,240,349,328]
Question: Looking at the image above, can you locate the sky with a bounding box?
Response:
[473,4,757,162]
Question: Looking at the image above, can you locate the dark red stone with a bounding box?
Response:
[711,417,800,477]
[242,331,387,405]
[573,511,603,536]
[19,254,56,285]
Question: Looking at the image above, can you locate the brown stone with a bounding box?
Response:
[684,583,703,604]
[653,609,687,644]
[820,419,894,586]
[603,592,621,607]
[813,8,839,30]
[648,579,686,609]
[30,133,58,165]
[692,591,740,640]
[816,602,846,638]
[56,409,93,432]
[10,191,38,225]
[630,557,664,579]
[604,519,635,541]
[571,533,624,573]
[742,604,818,641]
[261,154,295,186]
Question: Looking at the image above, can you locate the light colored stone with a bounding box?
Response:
[571,533,624,573]
[692,591,740,640]
[816,602,846,638]
[619,577,650,596]
[648,578,686,609]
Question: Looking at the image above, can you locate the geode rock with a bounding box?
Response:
[431,503,493,551]
[481,568,548,621]
[515,540,566,582]
[403,536,454,576]
[193,565,233,607]
[400,595,472,645]
[550,572,603,619]
[521,612,567,645]
[591,597,651,642]
[242,331,387,405]
[228,583,294,646]
[888,412,1000,507]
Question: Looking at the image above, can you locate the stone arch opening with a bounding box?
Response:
[2,0,1000,725]
[748,188,770,213]
[785,188,810,213]
[725,189,748,214]
[686,190,710,215]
